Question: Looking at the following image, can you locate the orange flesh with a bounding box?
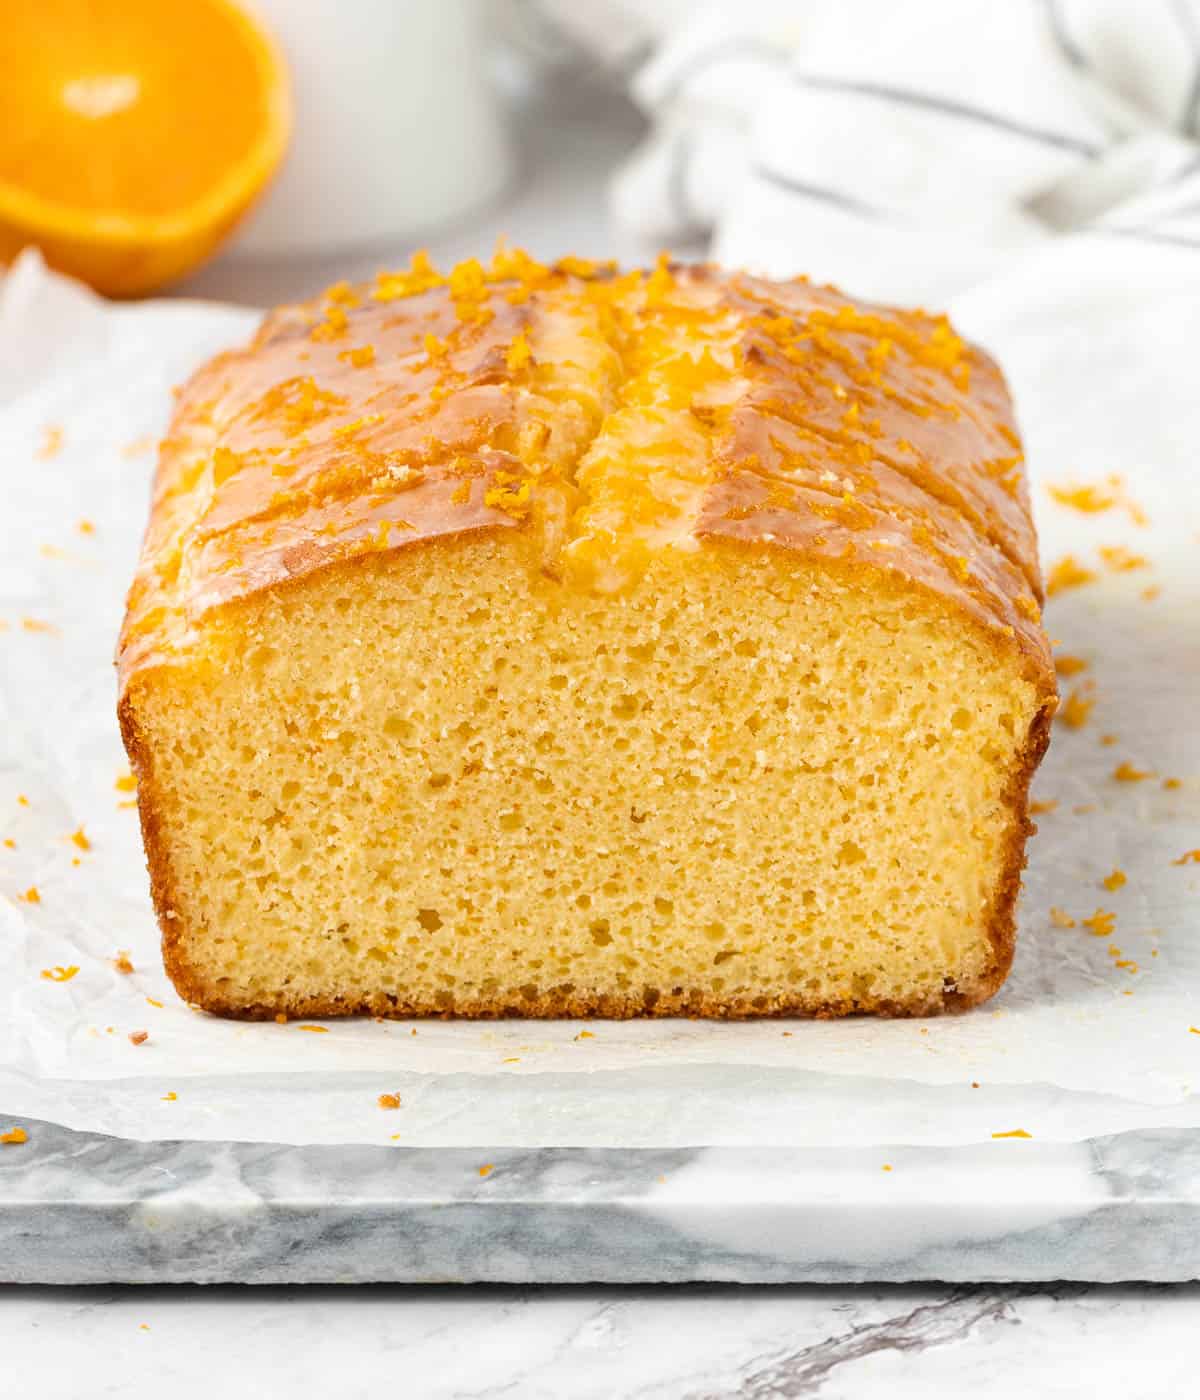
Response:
[0,0,272,219]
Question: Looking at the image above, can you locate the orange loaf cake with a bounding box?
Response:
[117,251,1057,1019]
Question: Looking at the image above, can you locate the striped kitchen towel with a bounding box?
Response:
[610,0,1200,301]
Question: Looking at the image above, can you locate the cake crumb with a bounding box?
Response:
[115,772,137,793]
[274,1012,288,1023]
[478,1163,495,1177]
[1163,778,1182,790]
[112,951,134,974]
[1050,907,1076,929]
[129,1030,149,1045]
[1102,869,1127,892]
[377,1093,401,1110]
[1100,734,1118,747]
[1029,799,1057,815]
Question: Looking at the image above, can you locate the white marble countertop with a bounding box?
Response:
[5,74,1197,1399]
[3,1282,1198,1397]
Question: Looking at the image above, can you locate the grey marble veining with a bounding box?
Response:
[3,1116,1200,1284]
[4,1279,1200,1399]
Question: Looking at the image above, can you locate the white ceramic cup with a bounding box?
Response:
[233,0,513,256]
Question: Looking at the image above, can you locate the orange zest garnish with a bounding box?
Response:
[35,425,64,460]
[1053,654,1088,677]
[1046,556,1098,597]
[338,345,375,369]
[41,964,78,981]
[70,826,91,851]
[1102,869,1127,892]
[1174,850,1200,866]
[20,886,41,904]
[1,1126,28,1145]
[1049,907,1076,929]
[1098,545,1148,573]
[1083,909,1116,937]
[478,1163,495,1177]
[115,772,138,793]
[377,1093,401,1110]
[162,1091,177,1102]
[1029,799,1057,815]
[1046,482,1119,513]
[297,1024,328,1033]
[992,1129,1032,1140]
[129,1030,149,1045]
[1058,685,1095,730]
[505,330,532,373]
[1113,761,1154,782]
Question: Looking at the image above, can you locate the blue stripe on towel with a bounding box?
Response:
[791,73,1102,157]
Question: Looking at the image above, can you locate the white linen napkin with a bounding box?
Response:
[610,0,1200,301]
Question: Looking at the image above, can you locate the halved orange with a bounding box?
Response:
[0,0,290,297]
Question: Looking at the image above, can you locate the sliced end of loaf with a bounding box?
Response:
[121,534,1052,1019]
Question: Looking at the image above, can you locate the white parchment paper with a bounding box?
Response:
[0,244,1197,1148]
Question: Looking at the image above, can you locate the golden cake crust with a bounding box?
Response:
[118,250,1057,1019]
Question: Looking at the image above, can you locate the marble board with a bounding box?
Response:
[3,1115,1199,1284]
